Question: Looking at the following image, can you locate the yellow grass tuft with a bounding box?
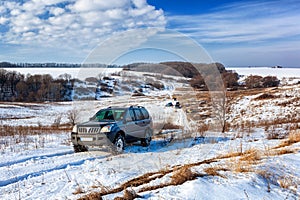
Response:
[171,166,197,185]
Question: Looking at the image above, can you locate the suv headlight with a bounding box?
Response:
[100,125,113,133]
[72,125,77,133]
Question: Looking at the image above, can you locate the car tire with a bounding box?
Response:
[141,129,152,147]
[73,144,88,153]
[114,135,125,153]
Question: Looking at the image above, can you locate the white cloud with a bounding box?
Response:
[0,0,166,61]
[0,17,7,24]
[132,0,147,8]
[49,7,65,16]
[69,0,129,12]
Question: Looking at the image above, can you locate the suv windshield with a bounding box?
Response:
[94,109,125,121]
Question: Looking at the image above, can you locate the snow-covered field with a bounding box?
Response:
[3,68,123,79]
[0,68,300,199]
[228,67,300,85]
[227,67,300,79]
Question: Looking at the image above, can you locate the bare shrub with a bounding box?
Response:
[266,129,286,140]
[68,109,79,126]
[53,115,62,127]
[197,124,209,137]
[245,75,263,89]
[278,175,298,192]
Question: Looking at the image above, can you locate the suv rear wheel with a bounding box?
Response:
[141,129,152,147]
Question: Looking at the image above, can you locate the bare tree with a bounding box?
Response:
[212,90,234,133]
[68,109,79,126]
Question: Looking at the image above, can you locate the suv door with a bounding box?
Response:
[140,107,151,125]
[133,108,148,137]
[124,108,140,139]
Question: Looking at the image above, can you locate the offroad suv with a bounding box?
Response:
[71,106,153,152]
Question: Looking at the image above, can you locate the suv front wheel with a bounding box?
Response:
[73,144,88,153]
[114,135,125,152]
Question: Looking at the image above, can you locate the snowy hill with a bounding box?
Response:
[0,67,300,199]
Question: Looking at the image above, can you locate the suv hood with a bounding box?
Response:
[77,120,113,127]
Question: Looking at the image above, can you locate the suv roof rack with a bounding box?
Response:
[129,105,144,108]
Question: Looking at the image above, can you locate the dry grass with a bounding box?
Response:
[161,122,181,130]
[277,97,300,107]
[228,158,253,173]
[203,167,227,178]
[73,187,85,195]
[0,124,71,136]
[258,170,299,194]
[171,166,197,185]
[114,189,141,200]
[216,148,262,174]
[78,136,299,199]
[217,151,242,159]
[239,148,261,163]
[77,192,103,200]
[204,167,220,176]
[288,130,300,143]
[254,93,278,100]
[274,130,300,149]
[270,148,295,156]
[278,175,298,192]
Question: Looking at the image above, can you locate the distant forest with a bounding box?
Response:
[0,61,280,102]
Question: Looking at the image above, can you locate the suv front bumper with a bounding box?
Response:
[71,132,113,147]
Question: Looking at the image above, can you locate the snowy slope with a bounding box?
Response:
[0,69,300,199]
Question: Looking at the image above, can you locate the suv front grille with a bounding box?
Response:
[78,127,100,134]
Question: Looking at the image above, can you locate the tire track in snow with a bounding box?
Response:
[0,153,108,187]
[0,150,74,168]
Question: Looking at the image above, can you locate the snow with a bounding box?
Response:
[228,67,300,85]
[227,67,300,79]
[0,68,300,199]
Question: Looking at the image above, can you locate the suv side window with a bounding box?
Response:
[134,108,144,121]
[141,107,149,119]
[128,109,136,121]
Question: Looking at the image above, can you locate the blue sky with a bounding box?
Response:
[0,0,300,67]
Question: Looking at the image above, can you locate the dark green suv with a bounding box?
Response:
[71,106,153,152]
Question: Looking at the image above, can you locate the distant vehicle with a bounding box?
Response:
[165,102,173,107]
[175,101,182,109]
[71,106,153,153]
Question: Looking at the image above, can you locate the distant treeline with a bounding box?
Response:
[0,69,74,102]
[124,62,280,90]
[0,62,121,68]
